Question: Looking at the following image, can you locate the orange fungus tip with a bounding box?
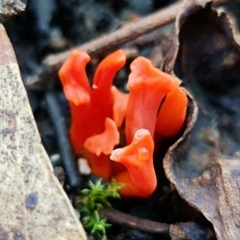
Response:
[59,50,91,105]
[128,57,179,91]
[111,129,157,197]
[90,49,127,133]
[93,49,126,89]
[125,57,179,143]
[84,117,120,156]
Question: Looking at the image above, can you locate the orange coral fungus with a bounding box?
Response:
[59,50,92,152]
[59,49,127,180]
[84,117,119,156]
[109,56,187,197]
[84,152,112,181]
[111,86,129,127]
[59,50,91,105]
[110,129,156,197]
[125,57,179,144]
[91,50,126,134]
[155,87,188,137]
[59,49,188,197]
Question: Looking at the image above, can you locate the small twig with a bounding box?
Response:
[44,2,181,62]
[100,208,169,236]
[100,208,214,238]
[25,0,230,89]
[45,89,81,189]
[25,1,182,89]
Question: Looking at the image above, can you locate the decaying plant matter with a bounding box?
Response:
[2,0,240,239]
[164,0,240,239]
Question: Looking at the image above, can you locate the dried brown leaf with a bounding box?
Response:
[163,0,240,239]
[0,24,87,240]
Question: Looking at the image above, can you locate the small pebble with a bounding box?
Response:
[78,158,91,175]
[50,153,61,166]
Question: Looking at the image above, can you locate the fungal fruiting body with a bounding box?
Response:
[109,56,187,197]
[155,87,188,137]
[59,49,127,180]
[110,129,156,197]
[59,49,188,197]
[125,57,179,143]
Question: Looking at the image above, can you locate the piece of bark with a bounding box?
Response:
[0,24,87,239]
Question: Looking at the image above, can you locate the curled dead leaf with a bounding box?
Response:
[163,0,240,239]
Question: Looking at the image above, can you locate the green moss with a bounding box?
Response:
[77,179,122,238]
